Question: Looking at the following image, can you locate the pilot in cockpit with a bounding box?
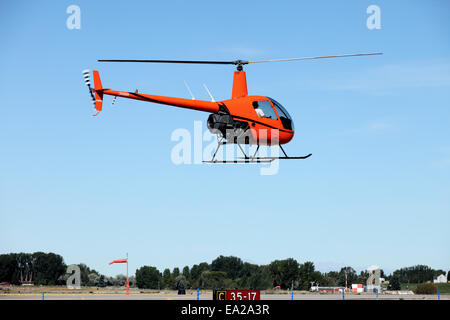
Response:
[252,101,265,117]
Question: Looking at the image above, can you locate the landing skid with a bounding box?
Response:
[203,139,311,164]
[239,154,312,160]
[204,159,273,164]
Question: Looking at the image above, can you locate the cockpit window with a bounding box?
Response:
[252,100,278,120]
[268,97,294,130]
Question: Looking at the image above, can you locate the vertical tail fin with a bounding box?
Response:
[92,70,103,113]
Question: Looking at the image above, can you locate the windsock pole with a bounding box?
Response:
[126,253,129,295]
[109,255,129,295]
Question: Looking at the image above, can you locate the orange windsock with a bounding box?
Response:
[109,259,127,265]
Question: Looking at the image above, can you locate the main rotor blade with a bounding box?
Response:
[98,59,236,65]
[98,53,382,66]
[248,52,383,64]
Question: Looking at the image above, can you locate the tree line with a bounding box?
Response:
[135,257,383,290]
[0,252,447,290]
[0,253,135,287]
[134,256,448,290]
[0,252,66,285]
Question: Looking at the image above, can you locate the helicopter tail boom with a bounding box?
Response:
[89,70,220,115]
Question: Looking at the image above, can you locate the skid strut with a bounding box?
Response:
[203,140,311,164]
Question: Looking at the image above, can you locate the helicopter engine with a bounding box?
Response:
[207,113,233,136]
[207,113,252,144]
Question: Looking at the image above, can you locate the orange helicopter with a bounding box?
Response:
[83,52,382,163]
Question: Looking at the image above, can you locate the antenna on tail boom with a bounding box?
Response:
[203,84,215,102]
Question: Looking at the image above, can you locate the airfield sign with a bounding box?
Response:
[213,290,260,300]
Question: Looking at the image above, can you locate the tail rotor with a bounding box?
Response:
[82,69,104,116]
[82,69,96,108]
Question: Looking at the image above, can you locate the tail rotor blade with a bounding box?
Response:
[82,69,96,107]
[82,69,91,86]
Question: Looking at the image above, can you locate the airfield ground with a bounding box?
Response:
[0,287,447,300]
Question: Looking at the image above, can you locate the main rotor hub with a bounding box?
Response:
[232,60,248,71]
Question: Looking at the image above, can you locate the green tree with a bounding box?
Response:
[268,258,300,289]
[298,261,323,290]
[238,262,258,289]
[337,267,357,288]
[97,275,107,288]
[0,254,17,283]
[190,263,210,288]
[78,263,102,286]
[356,271,369,285]
[14,253,33,284]
[320,274,334,286]
[1,252,66,285]
[128,276,136,288]
[242,265,273,290]
[162,268,172,289]
[88,273,100,286]
[211,256,244,280]
[200,271,227,289]
[112,274,127,287]
[322,271,339,286]
[392,265,435,284]
[182,266,190,282]
[32,252,66,285]
[135,266,161,289]
[388,276,401,290]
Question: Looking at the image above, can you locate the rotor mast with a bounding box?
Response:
[229,60,248,99]
[232,69,248,99]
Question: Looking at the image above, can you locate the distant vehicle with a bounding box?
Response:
[0,282,11,286]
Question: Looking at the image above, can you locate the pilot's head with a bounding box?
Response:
[252,101,259,109]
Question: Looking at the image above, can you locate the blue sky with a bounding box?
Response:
[0,0,449,277]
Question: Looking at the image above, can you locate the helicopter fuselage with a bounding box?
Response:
[211,95,295,146]
[90,70,294,146]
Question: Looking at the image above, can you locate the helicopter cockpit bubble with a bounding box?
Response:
[268,97,294,131]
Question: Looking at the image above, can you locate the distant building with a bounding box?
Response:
[433,274,447,283]
[352,284,364,293]
[366,265,382,292]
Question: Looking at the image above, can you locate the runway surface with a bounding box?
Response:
[0,293,446,300]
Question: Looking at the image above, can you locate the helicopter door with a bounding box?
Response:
[252,100,278,120]
[269,98,294,130]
